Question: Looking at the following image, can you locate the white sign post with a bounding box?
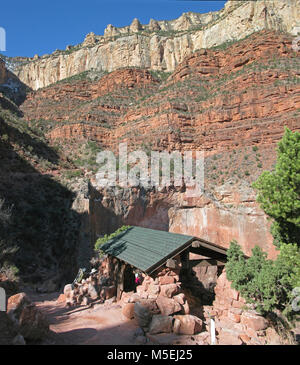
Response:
[0,287,6,312]
[210,317,216,345]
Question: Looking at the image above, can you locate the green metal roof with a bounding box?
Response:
[101,226,194,274]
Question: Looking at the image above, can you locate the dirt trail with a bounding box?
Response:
[27,292,139,345]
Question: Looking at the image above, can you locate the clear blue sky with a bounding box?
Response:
[1,0,226,58]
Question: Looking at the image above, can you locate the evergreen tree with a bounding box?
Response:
[252,127,300,246]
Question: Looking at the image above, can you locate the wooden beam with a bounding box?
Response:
[190,246,227,261]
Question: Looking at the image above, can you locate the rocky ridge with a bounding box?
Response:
[14,0,300,89]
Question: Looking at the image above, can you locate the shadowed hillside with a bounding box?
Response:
[0,94,82,292]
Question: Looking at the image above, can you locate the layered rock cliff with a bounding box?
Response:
[14,0,300,90]
[19,29,300,260]
[21,30,300,157]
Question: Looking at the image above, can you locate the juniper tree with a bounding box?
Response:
[253,127,300,246]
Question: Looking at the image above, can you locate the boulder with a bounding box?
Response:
[173,315,203,335]
[121,291,134,304]
[0,312,19,345]
[160,284,179,298]
[134,302,152,328]
[265,327,282,345]
[182,301,190,315]
[88,284,98,300]
[173,318,181,334]
[122,303,135,319]
[156,296,181,316]
[56,294,66,304]
[138,298,160,314]
[63,285,75,306]
[133,327,145,337]
[148,315,173,335]
[18,304,49,341]
[148,284,160,296]
[173,293,185,305]
[7,293,49,341]
[63,284,73,297]
[218,332,243,345]
[81,296,90,306]
[128,293,141,303]
[240,311,268,331]
[159,276,175,285]
[7,293,30,319]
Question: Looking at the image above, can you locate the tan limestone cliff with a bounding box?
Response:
[15,0,300,90]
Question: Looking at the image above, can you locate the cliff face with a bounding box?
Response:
[21,30,300,156]
[19,29,300,259]
[88,182,276,260]
[15,0,299,90]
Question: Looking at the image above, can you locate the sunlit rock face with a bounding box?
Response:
[14,0,300,90]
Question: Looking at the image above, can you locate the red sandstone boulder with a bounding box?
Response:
[159,276,175,285]
[121,291,134,304]
[160,284,179,298]
[7,293,49,341]
[240,311,268,331]
[173,293,185,305]
[173,314,203,335]
[156,296,181,316]
[122,303,135,319]
[228,309,241,323]
[63,284,75,306]
[148,284,160,296]
[56,294,66,303]
[128,293,141,303]
[18,304,49,341]
[182,301,190,315]
[63,284,72,296]
[218,331,243,345]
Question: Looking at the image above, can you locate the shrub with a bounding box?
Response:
[226,241,300,319]
[253,127,300,246]
[226,128,300,320]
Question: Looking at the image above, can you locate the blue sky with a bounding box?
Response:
[0,0,226,58]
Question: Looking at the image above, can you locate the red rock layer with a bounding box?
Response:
[20,31,300,156]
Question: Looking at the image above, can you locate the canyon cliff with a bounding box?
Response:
[0,1,299,286]
[13,0,300,90]
[18,29,300,261]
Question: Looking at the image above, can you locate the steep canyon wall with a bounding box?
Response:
[14,0,300,90]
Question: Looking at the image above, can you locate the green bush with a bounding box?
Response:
[226,241,300,319]
[253,128,300,246]
[226,128,300,320]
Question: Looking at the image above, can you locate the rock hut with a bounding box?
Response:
[99,226,227,305]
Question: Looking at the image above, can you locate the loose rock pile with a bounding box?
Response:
[63,273,117,307]
[63,258,121,307]
[202,270,285,345]
[120,265,207,342]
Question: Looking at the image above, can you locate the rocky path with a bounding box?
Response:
[26,292,208,345]
[28,292,139,345]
